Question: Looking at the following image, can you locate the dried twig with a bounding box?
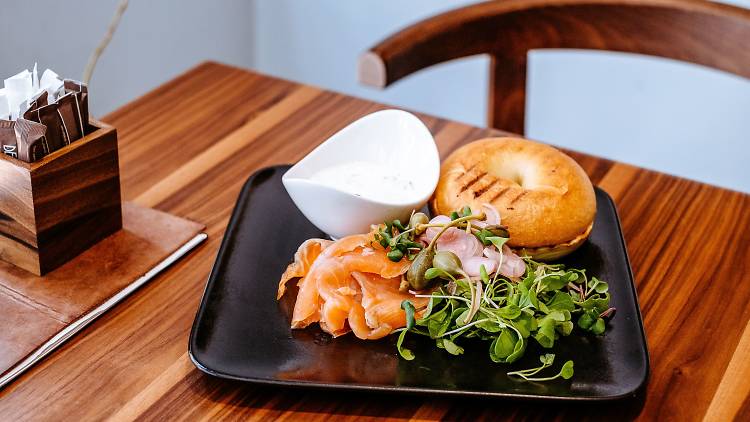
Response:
[82,0,129,85]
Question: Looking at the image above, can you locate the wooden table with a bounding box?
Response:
[1,62,748,421]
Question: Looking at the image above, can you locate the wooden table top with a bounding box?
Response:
[1,62,748,421]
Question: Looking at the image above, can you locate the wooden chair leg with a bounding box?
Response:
[488,55,528,135]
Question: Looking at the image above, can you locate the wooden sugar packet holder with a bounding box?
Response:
[0,119,122,275]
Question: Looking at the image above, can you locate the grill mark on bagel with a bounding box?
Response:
[473,178,498,198]
[488,186,511,202]
[462,163,477,175]
[459,171,487,194]
[509,191,528,205]
[453,163,476,187]
[467,173,494,193]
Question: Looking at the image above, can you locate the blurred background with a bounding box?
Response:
[2,0,748,192]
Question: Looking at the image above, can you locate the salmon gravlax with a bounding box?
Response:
[277,233,429,339]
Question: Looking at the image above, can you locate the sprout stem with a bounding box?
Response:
[391,227,416,243]
[441,318,490,337]
[414,294,471,304]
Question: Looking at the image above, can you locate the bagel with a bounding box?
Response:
[430,137,596,260]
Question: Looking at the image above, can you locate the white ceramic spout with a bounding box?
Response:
[283,109,439,239]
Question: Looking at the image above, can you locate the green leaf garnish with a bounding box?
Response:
[388,208,611,384]
[486,236,509,250]
[479,264,489,284]
[442,338,464,355]
[508,355,574,382]
[560,360,575,379]
[402,300,416,330]
[396,330,414,360]
[425,267,448,280]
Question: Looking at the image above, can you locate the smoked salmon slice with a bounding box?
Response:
[348,272,429,340]
[277,238,332,299]
[278,234,416,340]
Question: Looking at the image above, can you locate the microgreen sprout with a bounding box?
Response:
[392,207,613,383]
[396,300,417,360]
[507,354,575,381]
[376,214,429,264]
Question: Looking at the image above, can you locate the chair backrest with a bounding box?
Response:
[358,0,750,134]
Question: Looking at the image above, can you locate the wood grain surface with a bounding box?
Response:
[0,62,748,421]
[358,0,750,134]
[0,121,122,275]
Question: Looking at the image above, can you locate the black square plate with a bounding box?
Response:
[189,165,649,400]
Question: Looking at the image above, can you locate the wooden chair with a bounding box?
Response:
[358,0,750,134]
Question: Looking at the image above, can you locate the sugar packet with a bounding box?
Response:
[1,65,89,163]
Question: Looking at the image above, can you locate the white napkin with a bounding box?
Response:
[39,68,64,100]
[4,70,33,120]
[3,65,65,120]
[0,88,9,120]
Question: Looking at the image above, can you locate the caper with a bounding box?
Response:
[432,251,463,276]
[485,224,510,238]
[409,212,430,235]
[387,249,404,262]
[406,248,435,290]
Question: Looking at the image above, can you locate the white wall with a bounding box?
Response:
[253,0,486,130]
[251,0,750,193]
[0,0,255,116]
